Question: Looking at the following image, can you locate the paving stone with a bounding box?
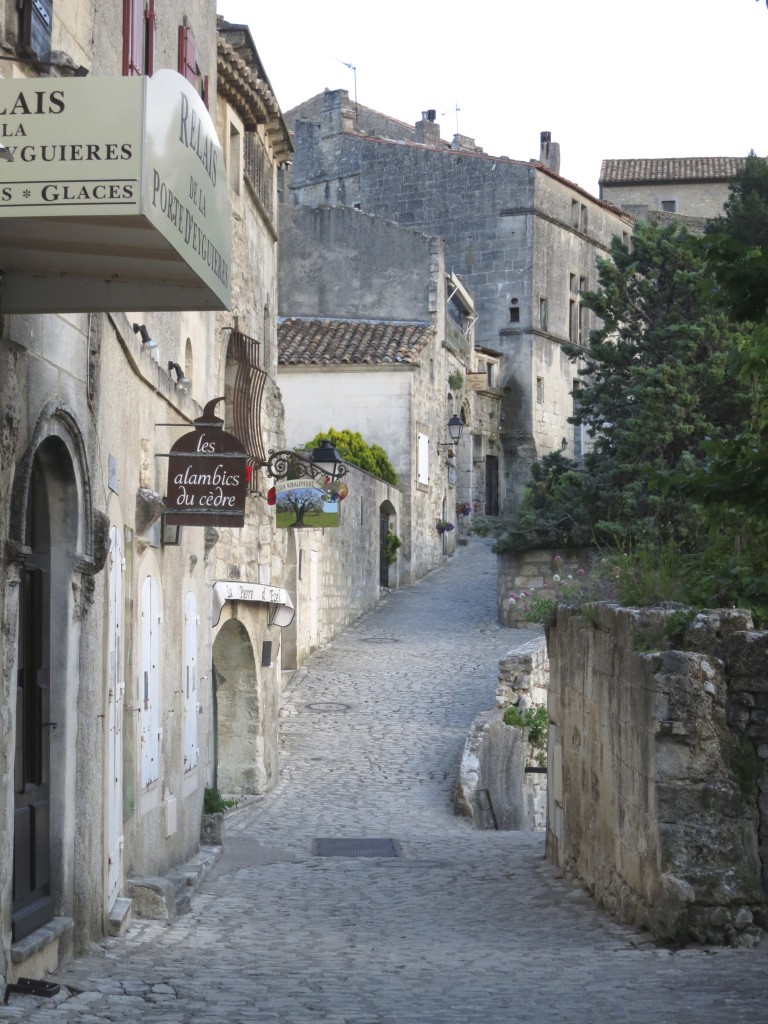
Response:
[8,540,768,1023]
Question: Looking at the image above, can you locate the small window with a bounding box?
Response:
[570,199,580,228]
[486,362,496,388]
[579,304,588,345]
[569,299,578,342]
[536,377,544,405]
[569,273,578,294]
[539,297,548,332]
[660,199,677,213]
[579,204,588,232]
[509,307,520,323]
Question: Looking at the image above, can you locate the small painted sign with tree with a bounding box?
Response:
[275,478,345,528]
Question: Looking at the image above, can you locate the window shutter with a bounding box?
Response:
[145,0,156,77]
[178,24,197,85]
[122,0,144,76]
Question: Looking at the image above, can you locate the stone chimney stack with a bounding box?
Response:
[539,131,561,175]
[415,109,441,147]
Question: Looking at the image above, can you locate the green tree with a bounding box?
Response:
[303,428,398,485]
[705,151,768,322]
[494,220,748,556]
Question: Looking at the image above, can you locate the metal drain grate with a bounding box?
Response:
[312,837,402,858]
[361,637,399,644]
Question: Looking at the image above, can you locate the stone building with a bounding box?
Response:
[282,90,632,508]
[0,4,290,982]
[277,204,496,582]
[598,157,745,221]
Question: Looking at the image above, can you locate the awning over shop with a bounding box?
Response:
[212,580,295,629]
[0,70,231,312]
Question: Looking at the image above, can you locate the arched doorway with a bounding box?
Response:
[13,437,79,941]
[211,619,260,794]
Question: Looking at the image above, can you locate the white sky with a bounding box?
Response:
[217,0,767,197]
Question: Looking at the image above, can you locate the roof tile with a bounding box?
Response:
[278,318,434,366]
[599,157,751,186]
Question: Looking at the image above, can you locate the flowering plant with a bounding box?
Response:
[517,556,613,624]
[456,502,472,517]
[435,518,455,534]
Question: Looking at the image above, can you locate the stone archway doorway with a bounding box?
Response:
[211,619,260,794]
[13,437,79,941]
[379,500,398,587]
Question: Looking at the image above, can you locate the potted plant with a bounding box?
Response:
[435,518,455,534]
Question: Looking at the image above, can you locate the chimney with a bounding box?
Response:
[415,110,441,147]
[539,131,560,175]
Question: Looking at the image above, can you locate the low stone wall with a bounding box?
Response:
[455,636,548,832]
[547,604,766,946]
[496,638,549,709]
[497,548,590,627]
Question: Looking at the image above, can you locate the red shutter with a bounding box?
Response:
[178,25,197,85]
[145,0,156,77]
[122,0,143,76]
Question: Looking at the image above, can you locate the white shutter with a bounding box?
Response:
[183,591,198,772]
[140,575,160,787]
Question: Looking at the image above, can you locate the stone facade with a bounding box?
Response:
[283,91,632,509]
[547,604,766,946]
[278,204,494,582]
[0,5,293,983]
[282,466,403,666]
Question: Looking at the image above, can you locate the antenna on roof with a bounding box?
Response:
[335,58,358,123]
[443,104,461,136]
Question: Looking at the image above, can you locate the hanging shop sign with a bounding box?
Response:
[274,477,347,529]
[0,70,231,312]
[212,581,295,628]
[165,399,247,527]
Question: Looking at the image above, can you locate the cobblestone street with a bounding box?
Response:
[3,539,767,1023]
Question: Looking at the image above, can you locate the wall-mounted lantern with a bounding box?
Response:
[437,414,465,450]
[263,438,349,484]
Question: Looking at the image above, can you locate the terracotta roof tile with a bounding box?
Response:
[278,317,434,366]
[599,157,750,186]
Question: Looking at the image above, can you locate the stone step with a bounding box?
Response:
[127,845,222,922]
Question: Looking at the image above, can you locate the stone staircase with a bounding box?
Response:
[120,845,222,932]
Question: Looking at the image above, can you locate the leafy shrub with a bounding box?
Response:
[203,787,237,814]
[383,529,402,565]
[302,428,398,485]
[504,704,548,750]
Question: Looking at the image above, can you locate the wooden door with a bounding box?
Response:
[13,463,54,941]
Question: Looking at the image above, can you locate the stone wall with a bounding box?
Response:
[283,466,403,666]
[455,635,548,832]
[497,548,590,627]
[547,604,765,946]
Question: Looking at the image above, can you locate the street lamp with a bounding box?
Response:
[437,414,465,450]
[264,439,349,484]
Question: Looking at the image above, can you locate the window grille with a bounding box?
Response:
[228,330,268,489]
[245,132,274,220]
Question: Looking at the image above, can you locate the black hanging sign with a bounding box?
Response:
[165,397,248,527]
